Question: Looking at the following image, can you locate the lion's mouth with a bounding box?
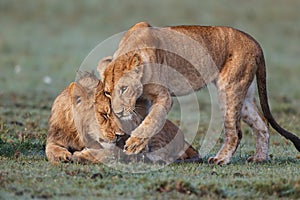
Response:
[99,141,116,149]
[116,131,125,135]
[120,114,133,121]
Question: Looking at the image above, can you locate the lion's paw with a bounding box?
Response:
[56,151,72,163]
[124,136,149,154]
[72,151,87,164]
[208,156,230,165]
[247,155,268,163]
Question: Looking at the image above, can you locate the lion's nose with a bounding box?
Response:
[115,109,124,118]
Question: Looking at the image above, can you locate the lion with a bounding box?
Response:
[45,72,121,164]
[46,72,200,164]
[100,22,300,165]
[114,97,200,163]
[97,57,200,163]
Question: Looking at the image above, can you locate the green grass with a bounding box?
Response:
[1,0,300,199]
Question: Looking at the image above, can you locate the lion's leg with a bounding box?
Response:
[208,89,243,165]
[241,82,269,162]
[72,148,113,164]
[124,85,172,154]
[208,62,256,165]
[45,143,72,164]
[46,128,84,164]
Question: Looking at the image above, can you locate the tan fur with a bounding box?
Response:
[120,97,200,163]
[97,57,200,163]
[101,22,300,165]
[46,84,84,164]
[46,72,199,164]
[46,73,121,164]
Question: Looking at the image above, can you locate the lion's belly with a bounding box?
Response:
[144,60,219,96]
[166,68,207,96]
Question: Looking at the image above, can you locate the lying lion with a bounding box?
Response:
[46,72,199,164]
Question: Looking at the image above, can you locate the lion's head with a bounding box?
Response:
[94,80,125,139]
[68,72,124,147]
[101,53,144,121]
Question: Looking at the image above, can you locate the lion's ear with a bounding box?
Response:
[134,65,144,79]
[127,53,143,78]
[95,81,106,100]
[127,53,142,69]
[97,56,113,79]
[68,82,86,106]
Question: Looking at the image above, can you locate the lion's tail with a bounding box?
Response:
[256,55,300,152]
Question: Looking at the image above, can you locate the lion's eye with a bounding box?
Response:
[120,86,128,95]
[75,96,81,104]
[101,113,109,120]
[104,91,111,98]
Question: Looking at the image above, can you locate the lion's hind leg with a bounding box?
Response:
[72,148,114,164]
[241,82,269,162]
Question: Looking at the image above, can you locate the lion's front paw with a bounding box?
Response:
[208,156,230,165]
[72,151,89,164]
[72,149,111,164]
[48,149,72,164]
[124,136,149,154]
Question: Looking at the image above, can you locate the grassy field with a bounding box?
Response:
[1,0,300,199]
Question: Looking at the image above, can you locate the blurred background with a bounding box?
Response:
[0,0,299,105]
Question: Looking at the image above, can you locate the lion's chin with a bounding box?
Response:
[120,114,133,121]
[116,132,125,135]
